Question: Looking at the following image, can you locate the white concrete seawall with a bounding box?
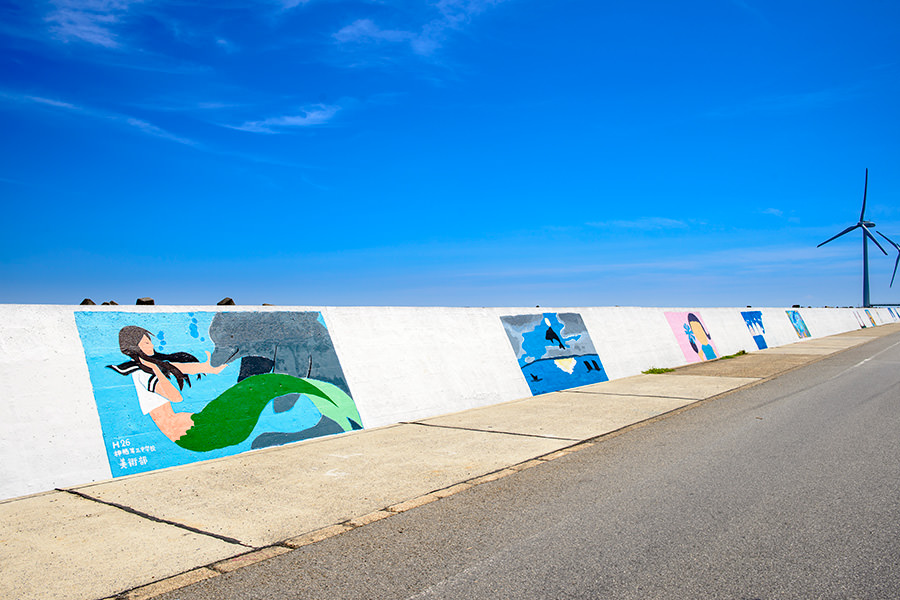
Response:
[0,304,895,501]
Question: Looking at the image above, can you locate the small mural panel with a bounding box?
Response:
[854,311,867,328]
[865,309,877,326]
[75,311,363,477]
[665,311,718,363]
[741,310,768,350]
[786,310,811,338]
[500,312,608,396]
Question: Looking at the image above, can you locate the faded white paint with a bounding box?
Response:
[0,304,887,501]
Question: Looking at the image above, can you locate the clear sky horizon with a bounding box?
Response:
[1,1,899,307]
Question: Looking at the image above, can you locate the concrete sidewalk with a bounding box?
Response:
[3,324,898,600]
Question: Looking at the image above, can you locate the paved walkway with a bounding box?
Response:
[3,324,898,600]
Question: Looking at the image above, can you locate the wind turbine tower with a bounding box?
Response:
[816,169,888,307]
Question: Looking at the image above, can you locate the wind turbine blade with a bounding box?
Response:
[860,168,869,222]
[817,224,859,247]
[878,231,900,251]
[878,232,900,287]
[892,254,900,287]
[862,225,888,255]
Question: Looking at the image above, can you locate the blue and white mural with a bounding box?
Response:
[500,312,608,396]
[786,310,811,338]
[75,311,362,477]
[741,310,767,349]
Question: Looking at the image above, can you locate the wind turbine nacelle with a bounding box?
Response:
[863,221,876,227]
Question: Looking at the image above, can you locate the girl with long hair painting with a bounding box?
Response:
[109,325,226,443]
[685,313,717,360]
[108,325,361,452]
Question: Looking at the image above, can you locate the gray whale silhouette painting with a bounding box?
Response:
[208,312,351,395]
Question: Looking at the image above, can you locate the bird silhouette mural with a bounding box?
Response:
[500,312,608,396]
[544,318,567,349]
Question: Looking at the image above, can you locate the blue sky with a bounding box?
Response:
[1,0,899,307]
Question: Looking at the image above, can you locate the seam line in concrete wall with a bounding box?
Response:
[403,421,580,441]
[60,488,252,549]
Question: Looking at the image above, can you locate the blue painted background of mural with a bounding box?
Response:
[500,312,608,396]
[75,311,361,477]
[741,310,767,349]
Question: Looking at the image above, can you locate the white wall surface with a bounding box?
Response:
[324,306,531,428]
[0,306,111,498]
[0,304,888,501]
[579,307,686,378]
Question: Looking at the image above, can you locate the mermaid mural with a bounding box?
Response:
[75,311,363,476]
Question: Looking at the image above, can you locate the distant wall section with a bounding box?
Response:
[0,304,895,500]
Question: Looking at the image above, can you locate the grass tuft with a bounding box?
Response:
[642,367,675,374]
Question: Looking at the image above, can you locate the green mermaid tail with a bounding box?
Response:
[175,374,362,452]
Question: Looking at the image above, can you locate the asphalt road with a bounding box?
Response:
[158,333,900,600]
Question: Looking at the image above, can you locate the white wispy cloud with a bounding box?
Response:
[227,104,341,133]
[333,0,508,57]
[2,90,344,173]
[333,19,415,45]
[126,94,248,113]
[0,91,198,147]
[433,0,506,30]
[25,95,79,109]
[762,208,784,217]
[415,0,507,55]
[215,37,238,53]
[279,0,310,9]
[587,217,690,231]
[453,242,855,283]
[2,91,348,186]
[124,117,196,145]
[45,0,142,48]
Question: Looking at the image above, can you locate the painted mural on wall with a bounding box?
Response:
[865,309,877,326]
[500,312,608,396]
[740,311,767,350]
[853,311,868,328]
[75,311,362,477]
[665,311,718,363]
[785,310,811,338]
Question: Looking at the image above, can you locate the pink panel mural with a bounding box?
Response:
[665,311,719,363]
